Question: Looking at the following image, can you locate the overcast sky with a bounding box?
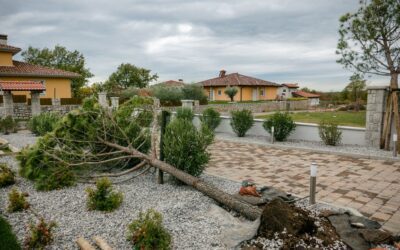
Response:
[0,0,390,91]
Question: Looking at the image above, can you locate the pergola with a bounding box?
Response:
[0,81,45,117]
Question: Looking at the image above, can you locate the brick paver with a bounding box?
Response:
[205,139,400,233]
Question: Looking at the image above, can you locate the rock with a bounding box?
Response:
[350,222,365,228]
[359,229,393,244]
[349,214,381,229]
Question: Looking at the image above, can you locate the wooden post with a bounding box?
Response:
[158,110,170,184]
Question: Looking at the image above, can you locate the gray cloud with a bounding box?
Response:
[1,0,387,91]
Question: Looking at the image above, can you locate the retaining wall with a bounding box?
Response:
[4,104,80,120]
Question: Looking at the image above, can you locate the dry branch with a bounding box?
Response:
[93,236,113,250]
[76,237,96,250]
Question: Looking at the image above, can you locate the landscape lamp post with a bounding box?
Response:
[271,126,275,144]
[309,163,317,205]
[393,134,398,157]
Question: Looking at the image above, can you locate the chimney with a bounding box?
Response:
[219,69,226,78]
[0,34,7,45]
[178,79,183,82]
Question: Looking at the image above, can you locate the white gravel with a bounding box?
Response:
[0,130,38,149]
[216,132,396,160]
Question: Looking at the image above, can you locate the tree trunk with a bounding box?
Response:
[381,72,399,151]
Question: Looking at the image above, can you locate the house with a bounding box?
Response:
[0,34,80,99]
[292,91,320,106]
[278,83,299,99]
[153,79,185,88]
[198,70,281,101]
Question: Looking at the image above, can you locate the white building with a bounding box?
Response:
[278,83,299,99]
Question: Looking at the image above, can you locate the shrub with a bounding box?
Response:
[86,178,123,212]
[175,107,194,121]
[7,188,29,212]
[200,108,221,131]
[263,112,296,141]
[0,215,21,250]
[230,109,254,137]
[127,209,171,250]
[0,116,18,134]
[28,112,61,136]
[24,217,56,250]
[0,164,15,188]
[151,86,183,106]
[163,118,212,179]
[224,87,238,102]
[319,121,342,146]
[181,84,208,105]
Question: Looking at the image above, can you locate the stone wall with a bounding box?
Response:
[11,103,80,120]
[365,86,388,147]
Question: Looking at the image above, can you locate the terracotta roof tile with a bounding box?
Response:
[0,44,21,55]
[292,91,320,98]
[0,60,80,78]
[156,80,185,87]
[0,80,46,91]
[282,83,299,88]
[198,72,280,87]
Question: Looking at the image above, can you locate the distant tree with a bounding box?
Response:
[336,0,400,150]
[22,45,93,97]
[300,87,317,93]
[344,74,366,110]
[224,87,238,102]
[105,63,158,93]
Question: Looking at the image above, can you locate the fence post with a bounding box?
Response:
[158,110,170,184]
[110,97,119,110]
[31,91,41,116]
[98,92,108,109]
[3,91,14,117]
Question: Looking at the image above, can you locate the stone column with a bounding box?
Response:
[110,97,119,110]
[52,98,61,106]
[365,86,388,147]
[31,91,41,116]
[181,100,194,110]
[98,92,108,109]
[3,91,14,117]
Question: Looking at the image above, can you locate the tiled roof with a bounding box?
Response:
[292,91,320,98]
[157,80,185,87]
[0,60,80,78]
[282,83,299,88]
[0,81,46,91]
[199,73,281,87]
[0,44,21,55]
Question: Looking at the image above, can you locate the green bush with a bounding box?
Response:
[263,112,296,141]
[181,84,208,105]
[175,107,194,121]
[224,87,238,102]
[28,112,61,136]
[0,116,18,134]
[86,178,123,212]
[127,209,171,250]
[8,188,29,212]
[230,110,254,137]
[0,164,15,188]
[319,121,342,146]
[200,108,221,131]
[0,215,21,250]
[163,118,212,179]
[151,86,183,106]
[24,217,56,250]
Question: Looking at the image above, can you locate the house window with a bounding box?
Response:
[259,89,265,96]
[218,90,222,95]
[283,89,286,92]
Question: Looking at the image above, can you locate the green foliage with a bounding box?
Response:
[151,86,183,106]
[175,107,194,121]
[28,112,62,136]
[0,164,15,188]
[181,84,208,105]
[86,177,123,212]
[127,209,172,250]
[342,74,367,105]
[24,217,56,250]
[263,112,296,141]
[200,108,221,131]
[230,109,254,137]
[318,121,342,146]
[105,63,158,92]
[0,116,18,134]
[21,45,93,97]
[224,87,238,102]
[0,215,21,250]
[163,118,212,178]
[7,188,29,212]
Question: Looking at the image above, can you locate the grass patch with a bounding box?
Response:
[256,111,366,127]
[0,215,21,250]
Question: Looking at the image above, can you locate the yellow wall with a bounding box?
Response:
[0,51,13,66]
[0,76,72,98]
[204,85,279,101]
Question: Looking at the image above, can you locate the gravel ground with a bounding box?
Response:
[0,130,38,149]
[216,132,396,159]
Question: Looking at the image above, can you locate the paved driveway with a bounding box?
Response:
[205,139,400,233]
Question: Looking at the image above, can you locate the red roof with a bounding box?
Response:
[282,83,299,88]
[0,60,80,78]
[292,91,320,98]
[199,72,280,87]
[0,44,21,55]
[0,81,46,91]
[157,80,185,87]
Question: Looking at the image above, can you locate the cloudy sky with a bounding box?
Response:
[0,0,388,91]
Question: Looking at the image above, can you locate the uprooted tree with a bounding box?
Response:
[17,96,262,220]
[336,0,400,151]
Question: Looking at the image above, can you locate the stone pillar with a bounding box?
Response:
[194,100,200,107]
[110,97,119,110]
[181,100,194,110]
[52,98,61,106]
[98,92,108,109]
[31,91,41,116]
[365,86,388,147]
[3,91,13,117]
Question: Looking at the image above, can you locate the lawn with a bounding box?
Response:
[0,215,21,250]
[256,111,366,127]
